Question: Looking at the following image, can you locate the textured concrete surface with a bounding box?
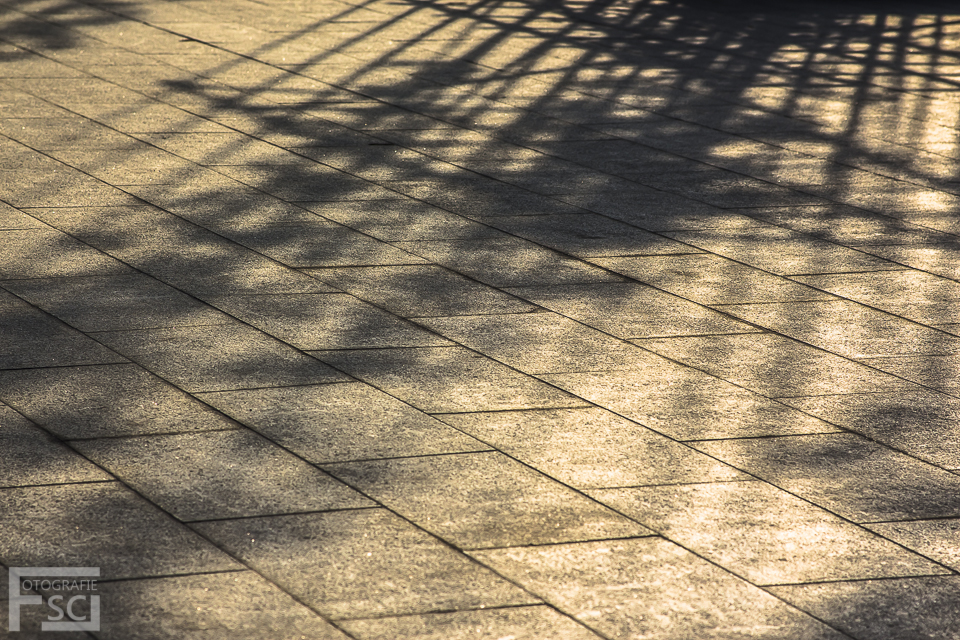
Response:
[2,0,960,637]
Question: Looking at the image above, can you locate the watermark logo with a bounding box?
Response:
[8,567,100,632]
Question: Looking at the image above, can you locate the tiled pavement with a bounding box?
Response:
[2,0,960,636]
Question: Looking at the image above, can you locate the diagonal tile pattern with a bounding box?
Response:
[2,0,960,635]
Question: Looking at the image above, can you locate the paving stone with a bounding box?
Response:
[507,282,757,338]
[0,117,140,150]
[208,292,448,349]
[768,577,960,640]
[215,164,396,201]
[317,347,584,413]
[749,205,955,246]
[217,220,427,267]
[193,509,538,619]
[74,430,371,522]
[471,538,847,640]
[27,205,334,296]
[717,299,960,359]
[50,147,205,185]
[94,324,348,393]
[0,403,109,488]
[0,364,240,439]
[417,312,674,374]
[475,213,694,257]
[437,407,746,489]
[394,237,622,287]
[381,178,589,218]
[857,354,960,395]
[540,370,840,440]
[637,333,912,397]
[340,605,601,640]
[692,434,960,522]
[792,270,960,326]
[134,132,308,165]
[298,199,498,241]
[0,202,42,230]
[591,254,834,305]
[865,519,960,572]
[663,227,899,275]
[0,228,127,279]
[781,391,960,470]
[0,290,126,370]
[327,452,651,548]
[198,382,486,463]
[0,483,241,579]
[589,482,946,585]
[306,265,534,317]
[92,572,348,640]
[3,274,232,332]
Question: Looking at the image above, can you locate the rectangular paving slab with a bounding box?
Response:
[0,403,109,488]
[93,323,349,393]
[691,433,960,522]
[0,363,240,439]
[318,346,584,413]
[0,483,241,580]
[588,482,947,585]
[325,451,652,548]
[637,333,913,397]
[74,430,372,522]
[436,407,746,489]
[193,509,539,619]
[471,537,847,640]
[198,381,485,463]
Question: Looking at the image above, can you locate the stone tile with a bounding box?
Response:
[306,265,534,317]
[857,354,960,395]
[0,117,140,150]
[857,242,960,281]
[477,214,694,258]
[417,312,671,374]
[591,254,834,304]
[769,577,960,640]
[472,538,846,640]
[328,452,651,548]
[208,293,449,349]
[3,274,232,332]
[194,509,538,619]
[134,132,307,165]
[0,228,127,279]
[541,371,840,440]
[750,205,955,246]
[637,333,911,396]
[394,237,622,287]
[299,199,497,241]
[0,483,240,579]
[0,364,239,439]
[781,391,960,470]
[792,270,960,325]
[865,519,960,571]
[219,220,427,268]
[589,482,945,585]
[28,205,334,296]
[663,227,899,275]
[74,430,370,522]
[508,282,755,338]
[0,291,126,370]
[340,605,601,640]
[717,299,960,358]
[0,403,109,488]
[198,382,486,463]
[93,572,348,640]
[317,347,584,413]
[0,202,43,230]
[50,147,204,185]
[94,324,349,393]
[692,434,960,522]
[437,408,746,489]
[215,164,396,201]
